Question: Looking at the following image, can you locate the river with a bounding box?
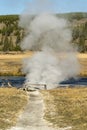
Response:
[0,76,87,88]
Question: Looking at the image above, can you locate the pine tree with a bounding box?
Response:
[9,37,14,51]
[16,34,21,44]
[0,36,3,45]
[3,36,10,51]
[14,44,21,51]
[79,35,85,52]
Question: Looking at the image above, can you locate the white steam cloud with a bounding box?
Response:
[19,0,80,89]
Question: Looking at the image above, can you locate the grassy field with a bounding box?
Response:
[0,52,87,76]
[0,87,87,130]
[0,51,33,76]
[77,54,87,76]
[42,87,87,130]
[0,52,87,130]
[0,88,28,130]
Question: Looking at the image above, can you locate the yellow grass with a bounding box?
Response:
[0,51,34,76]
[0,52,87,76]
[0,87,87,130]
[0,51,33,59]
[77,53,87,58]
[77,54,87,76]
[0,88,28,130]
[41,87,87,130]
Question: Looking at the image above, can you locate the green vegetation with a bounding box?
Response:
[42,87,87,130]
[72,21,87,52]
[0,15,22,52]
[0,13,87,52]
[57,12,87,21]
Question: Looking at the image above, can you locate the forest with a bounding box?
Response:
[0,13,87,52]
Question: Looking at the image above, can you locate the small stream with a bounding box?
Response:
[0,76,87,88]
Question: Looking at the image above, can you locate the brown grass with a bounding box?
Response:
[0,52,87,76]
[0,87,87,130]
[0,51,33,76]
[0,88,28,130]
[0,51,33,59]
[41,87,87,130]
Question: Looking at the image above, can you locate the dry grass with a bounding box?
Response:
[0,52,87,76]
[0,87,87,130]
[0,51,33,59]
[0,51,33,76]
[0,59,22,76]
[0,88,28,130]
[41,87,87,130]
[77,53,87,76]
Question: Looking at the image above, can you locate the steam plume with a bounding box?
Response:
[19,1,80,89]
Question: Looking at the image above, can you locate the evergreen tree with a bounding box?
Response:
[9,37,14,51]
[3,36,10,51]
[84,22,87,39]
[14,44,21,51]
[2,27,6,35]
[79,36,85,52]
[0,36,3,45]
[16,34,21,44]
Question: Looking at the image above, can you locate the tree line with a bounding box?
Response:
[0,13,87,52]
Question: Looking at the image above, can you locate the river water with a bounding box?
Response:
[0,76,87,88]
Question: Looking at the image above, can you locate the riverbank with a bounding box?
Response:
[0,52,87,76]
